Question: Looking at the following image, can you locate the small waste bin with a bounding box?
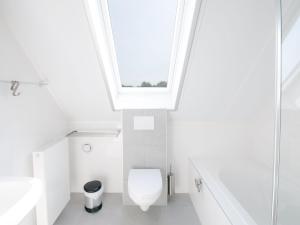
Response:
[83,180,103,213]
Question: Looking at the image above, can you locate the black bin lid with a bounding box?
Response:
[84,180,102,193]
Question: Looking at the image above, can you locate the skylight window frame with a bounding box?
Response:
[84,0,203,109]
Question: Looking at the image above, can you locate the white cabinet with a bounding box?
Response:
[189,163,231,225]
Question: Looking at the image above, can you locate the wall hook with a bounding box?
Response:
[10,80,21,96]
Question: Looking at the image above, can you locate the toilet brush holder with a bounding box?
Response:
[167,165,175,198]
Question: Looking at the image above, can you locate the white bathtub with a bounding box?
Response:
[189,158,273,225]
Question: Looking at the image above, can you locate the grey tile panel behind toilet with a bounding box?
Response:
[122,109,167,205]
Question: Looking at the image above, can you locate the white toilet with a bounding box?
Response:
[128,169,162,211]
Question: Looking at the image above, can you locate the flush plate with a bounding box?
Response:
[133,116,155,130]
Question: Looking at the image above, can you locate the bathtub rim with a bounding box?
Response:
[189,158,258,225]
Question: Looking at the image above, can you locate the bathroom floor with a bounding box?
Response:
[54,193,201,225]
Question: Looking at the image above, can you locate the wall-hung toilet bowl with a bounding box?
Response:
[128,169,162,211]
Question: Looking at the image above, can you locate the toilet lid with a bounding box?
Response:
[128,169,162,198]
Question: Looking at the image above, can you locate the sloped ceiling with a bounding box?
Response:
[0,0,118,123]
[0,0,275,123]
[173,0,276,120]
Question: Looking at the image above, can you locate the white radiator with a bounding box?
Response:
[33,138,70,225]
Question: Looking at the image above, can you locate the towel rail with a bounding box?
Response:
[0,79,48,86]
[67,129,121,138]
[0,79,48,96]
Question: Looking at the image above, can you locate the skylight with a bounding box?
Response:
[107,0,178,88]
[84,0,203,109]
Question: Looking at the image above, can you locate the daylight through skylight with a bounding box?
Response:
[107,0,178,88]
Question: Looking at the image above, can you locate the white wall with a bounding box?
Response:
[168,121,253,193]
[67,120,253,194]
[69,136,123,193]
[68,119,249,195]
[168,0,276,193]
[0,18,68,225]
[240,31,276,169]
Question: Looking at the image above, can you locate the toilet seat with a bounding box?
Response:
[128,169,162,211]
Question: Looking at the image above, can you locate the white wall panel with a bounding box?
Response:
[0,18,68,225]
[69,136,123,193]
[33,138,70,225]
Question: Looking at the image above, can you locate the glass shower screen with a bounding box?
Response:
[277,0,300,224]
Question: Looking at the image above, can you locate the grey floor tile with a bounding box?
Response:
[54,193,201,225]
